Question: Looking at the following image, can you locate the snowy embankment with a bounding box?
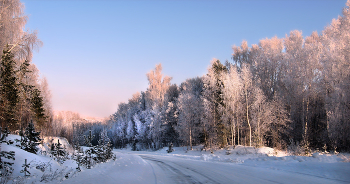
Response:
[2,135,157,183]
[2,135,79,183]
[3,142,77,183]
[2,135,350,183]
[120,144,347,164]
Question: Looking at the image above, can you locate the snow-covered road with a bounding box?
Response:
[138,153,347,184]
[63,151,350,184]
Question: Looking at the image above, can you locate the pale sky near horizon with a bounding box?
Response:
[22,0,347,119]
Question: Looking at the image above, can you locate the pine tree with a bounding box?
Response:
[90,129,115,163]
[31,88,46,131]
[84,130,95,147]
[161,84,180,147]
[21,121,42,153]
[53,139,67,164]
[98,129,110,146]
[0,47,19,131]
[55,140,66,157]
[202,59,228,148]
[20,159,30,177]
[17,59,34,130]
[50,140,57,157]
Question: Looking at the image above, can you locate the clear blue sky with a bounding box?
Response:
[22,0,347,118]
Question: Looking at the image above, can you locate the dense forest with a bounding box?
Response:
[103,2,350,152]
[1,0,350,154]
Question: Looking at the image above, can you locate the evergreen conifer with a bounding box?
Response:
[20,159,30,177]
[20,121,42,153]
[17,59,34,130]
[31,88,46,131]
[0,47,19,131]
[84,130,94,147]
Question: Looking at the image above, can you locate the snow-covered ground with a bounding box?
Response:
[2,135,350,183]
[1,135,78,183]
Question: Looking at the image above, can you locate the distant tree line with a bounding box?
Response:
[50,110,109,147]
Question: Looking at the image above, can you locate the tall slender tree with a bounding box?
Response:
[39,77,53,135]
[17,59,34,130]
[0,47,19,131]
[145,64,172,149]
[177,78,203,150]
[223,64,242,146]
[31,88,46,131]
[240,64,256,147]
[202,59,227,148]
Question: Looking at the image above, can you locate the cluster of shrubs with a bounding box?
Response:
[72,130,116,170]
[0,122,116,183]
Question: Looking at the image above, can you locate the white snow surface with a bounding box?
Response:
[2,135,350,183]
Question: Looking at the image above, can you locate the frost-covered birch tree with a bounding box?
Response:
[177,77,203,150]
[223,64,242,146]
[0,0,42,61]
[145,64,172,149]
[240,64,256,147]
[177,93,201,150]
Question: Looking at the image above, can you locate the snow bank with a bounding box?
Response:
[1,135,78,183]
[2,134,157,183]
[130,144,349,165]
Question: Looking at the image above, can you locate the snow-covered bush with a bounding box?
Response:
[73,130,116,169]
[35,161,52,172]
[40,167,75,183]
[287,139,304,156]
[287,139,312,156]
